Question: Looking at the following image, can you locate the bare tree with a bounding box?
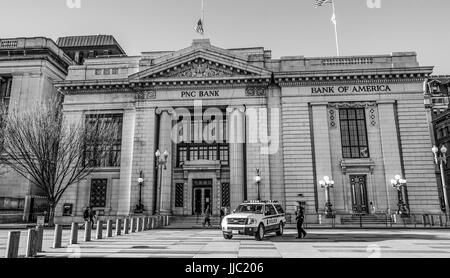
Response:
[0,97,118,225]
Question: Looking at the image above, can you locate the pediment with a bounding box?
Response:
[129,45,272,82]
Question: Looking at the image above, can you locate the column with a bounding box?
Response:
[227,106,246,209]
[156,108,174,215]
[378,101,403,214]
[117,108,136,215]
[267,85,286,206]
[311,103,333,214]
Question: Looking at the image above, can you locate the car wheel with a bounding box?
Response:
[276,222,284,236]
[223,233,233,240]
[255,224,265,241]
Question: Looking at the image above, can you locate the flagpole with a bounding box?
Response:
[201,0,205,39]
[331,0,340,56]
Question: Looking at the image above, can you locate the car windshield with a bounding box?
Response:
[235,204,264,214]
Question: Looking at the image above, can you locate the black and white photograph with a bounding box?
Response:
[0,0,449,274]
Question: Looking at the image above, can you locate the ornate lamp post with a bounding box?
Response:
[134,171,145,213]
[390,175,409,217]
[432,145,450,221]
[155,149,169,215]
[255,168,261,201]
[319,176,335,218]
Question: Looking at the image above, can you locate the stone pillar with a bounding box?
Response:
[117,108,136,215]
[311,103,333,214]
[96,220,103,239]
[70,222,78,244]
[130,218,136,233]
[84,221,91,241]
[115,219,122,236]
[267,85,286,206]
[5,231,20,258]
[106,220,113,237]
[25,229,38,258]
[156,108,174,215]
[378,101,403,214]
[53,225,62,249]
[124,218,130,234]
[227,106,246,210]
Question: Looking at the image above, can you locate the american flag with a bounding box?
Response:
[315,0,333,8]
[195,19,204,35]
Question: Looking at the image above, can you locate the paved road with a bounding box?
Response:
[1,228,450,258]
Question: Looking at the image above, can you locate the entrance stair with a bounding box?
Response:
[340,214,392,226]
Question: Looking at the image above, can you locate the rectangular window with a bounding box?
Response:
[90,179,107,207]
[339,108,369,158]
[0,77,12,112]
[95,69,102,75]
[176,143,229,167]
[84,114,123,167]
[175,183,184,208]
[112,68,119,75]
[103,69,110,75]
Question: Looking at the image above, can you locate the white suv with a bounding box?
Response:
[221,200,286,241]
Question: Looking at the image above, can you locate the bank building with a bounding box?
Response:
[0,36,444,224]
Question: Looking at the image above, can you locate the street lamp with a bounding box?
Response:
[254,168,261,201]
[319,176,335,218]
[390,175,409,217]
[155,149,169,215]
[134,171,145,213]
[432,145,450,221]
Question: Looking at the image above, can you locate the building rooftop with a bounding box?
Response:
[57,35,126,54]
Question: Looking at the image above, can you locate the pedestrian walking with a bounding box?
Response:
[220,207,225,224]
[81,207,90,228]
[203,205,212,227]
[89,207,97,229]
[296,206,307,239]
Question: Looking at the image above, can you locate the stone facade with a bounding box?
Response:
[0,37,73,217]
[52,39,443,223]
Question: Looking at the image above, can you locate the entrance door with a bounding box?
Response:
[192,179,213,215]
[350,175,369,214]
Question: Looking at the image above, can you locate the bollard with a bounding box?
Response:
[70,222,78,244]
[96,220,103,239]
[143,217,148,230]
[5,231,20,258]
[35,226,44,252]
[107,220,113,237]
[25,229,38,257]
[149,218,154,230]
[84,221,92,241]
[130,218,136,233]
[124,218,130,234]
[53,225,63,249]
[138,217,143,231]
[116,219,122,236]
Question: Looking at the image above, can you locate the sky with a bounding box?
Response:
[1,0,449,74]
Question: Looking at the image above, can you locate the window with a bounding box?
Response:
[339,108,370,158]
[265,205,277,216]
[221,183,230,207]
[274,204,284,214]
[103,69,110,75]
[84,114,123,167]
[112,68,119,75]
[176,143,229,167]
[0,77,12,111]
[175,183,184,208]
[95,69,102,75]
[90,179,107,207]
